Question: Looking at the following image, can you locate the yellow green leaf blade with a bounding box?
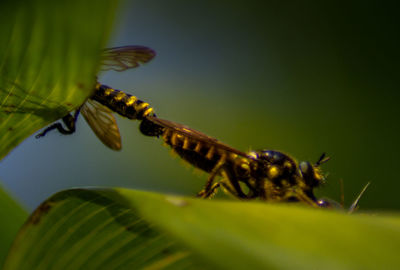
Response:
[3,189,202,270]
[0,0,118,159]
[118,189,400,270]
[0,185,28,267]
[5,188,400,269]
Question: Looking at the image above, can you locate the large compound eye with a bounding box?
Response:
[300,161,312,176]
[300,161,321,187]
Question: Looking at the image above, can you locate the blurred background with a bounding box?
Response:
[0,0,398,211]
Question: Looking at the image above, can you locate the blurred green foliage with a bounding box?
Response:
[0,0,117,159]
[5,188,400,269]
[0,185,27,267]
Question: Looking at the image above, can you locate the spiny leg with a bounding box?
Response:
[285,188,319,207]
[197,167,248,200]
[196,171,221,199]
[223,167,248,199]
[199,182,221,199]
[213,177,255,199]
[219,179,244,198]
[197,157,226,198]
[36,109,81,138]
[198,178,250,199]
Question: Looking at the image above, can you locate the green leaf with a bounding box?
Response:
[0,185,27,267]
[4,189,204,270]
[0,0,118,159]
[4,188,400,269]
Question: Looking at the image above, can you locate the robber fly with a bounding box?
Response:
[139,116,337,207]
[36,46,156,150]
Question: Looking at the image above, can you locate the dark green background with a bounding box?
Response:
[1,1,398,210]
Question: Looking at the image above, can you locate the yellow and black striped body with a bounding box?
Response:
[36,45,158,150]
[140,116,247,172]
[139,116,331,205]
[162,127,243,173]
[140,117,260,198]
[163,128,258,198]
[163,129,323,203]
[92,83,155,120]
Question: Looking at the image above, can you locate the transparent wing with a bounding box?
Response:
[101,46,156,72]
[81,99,122,150]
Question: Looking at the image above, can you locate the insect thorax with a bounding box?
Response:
[245,150,322,203]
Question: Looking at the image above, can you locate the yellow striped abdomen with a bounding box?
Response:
[92,83,155,120]
[162,128,228,173]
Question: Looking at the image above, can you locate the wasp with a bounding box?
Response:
[140,117,370,210]
[36,46,156,150]
[139,116,339,207]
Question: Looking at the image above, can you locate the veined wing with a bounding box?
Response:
[145,116,249,158]
[81,99,121,150]
[101,46,156,72]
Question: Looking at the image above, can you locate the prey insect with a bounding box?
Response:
[36,46,156,150]
[139,116,335,207]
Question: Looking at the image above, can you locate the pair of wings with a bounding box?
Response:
[80,46,156,150]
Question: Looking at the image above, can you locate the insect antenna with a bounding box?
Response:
[348,182,371,214]
[315,152,331,166]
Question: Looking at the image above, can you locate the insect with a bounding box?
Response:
[36,46,156,150]
[139,116,334,207]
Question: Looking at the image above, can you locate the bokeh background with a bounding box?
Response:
[0,1,398,211]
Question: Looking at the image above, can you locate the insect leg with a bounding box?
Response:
[197,173,220,198]
[215,177,255,199]
[218,180,239,197]
[35,109,81,138]
[286,189,319,207]
[223,168,248,199]
[200,182,221,199]
[197,156,227,198]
